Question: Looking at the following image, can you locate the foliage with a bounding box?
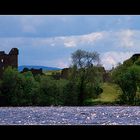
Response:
[112,65,140,104]
[134,57,140,65]
[38,76,67,106]
[1,67,39,106]
[1,67,23,105]
[63,80,79,106]
[70,49,103,105]
[71,49,100,69]
[1,49,132,106]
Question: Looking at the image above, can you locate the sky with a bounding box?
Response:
[0,15,140,70]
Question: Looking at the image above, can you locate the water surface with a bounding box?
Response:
[0,106,139,125]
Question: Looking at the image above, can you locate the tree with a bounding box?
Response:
[63,80,79,106]
[72,49,100,69]
[1,67,25,105]
[21,71,38,105]
[1,67,39,106]
[70,49,103,105]
[39,76,66,106]
[112,65,140,104]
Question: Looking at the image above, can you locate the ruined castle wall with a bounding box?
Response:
[0,48,18,78]
[7,54,18,68]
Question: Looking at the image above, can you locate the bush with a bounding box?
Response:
[63,81,79,106]
[39,76,67,106]
[1,67,41,106]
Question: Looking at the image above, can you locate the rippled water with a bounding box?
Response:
[0,106,140,125]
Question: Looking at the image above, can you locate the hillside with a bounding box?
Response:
[87,83,120,105]
[123,53,140,67]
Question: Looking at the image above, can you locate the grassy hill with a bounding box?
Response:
[96,83,120,102]
[91,53,140,105]
[86,83,120,105]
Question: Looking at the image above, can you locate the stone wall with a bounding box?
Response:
[0,48,18,78]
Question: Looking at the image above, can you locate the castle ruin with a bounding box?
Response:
[0,48,19,77]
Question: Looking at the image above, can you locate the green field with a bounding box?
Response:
[97,83,120,102]
[87,83,120,105]
[43,70,62,76]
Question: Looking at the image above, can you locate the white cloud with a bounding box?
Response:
[1,29,139,50]
[54,58,72,68]
[57,61,69,68]
[19,31,104,48]
[1,29,140,68]
[64,40,77,47]
[60,32,104,48]
[117,29,134,48]
[80,32,103,43]
[101,51,134,70]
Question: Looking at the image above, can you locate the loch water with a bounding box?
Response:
[0,106,139,125]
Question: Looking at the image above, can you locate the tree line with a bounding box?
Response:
[0,49,103,106]
[0,49,140,106]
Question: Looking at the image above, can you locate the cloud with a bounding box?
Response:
[57,61,69,68]
[62,32,104,48]
[64,41,77,47]
[2,16,140,69]
[0,29,140,50]
[117,29,134,48]
[1,15,140,38]
[1,29,140,69]
[80,32,103,43]
[101,51,134,70]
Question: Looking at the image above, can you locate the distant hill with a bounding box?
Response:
[18,65,62,71]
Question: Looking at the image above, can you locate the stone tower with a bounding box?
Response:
[0,48,19,77]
